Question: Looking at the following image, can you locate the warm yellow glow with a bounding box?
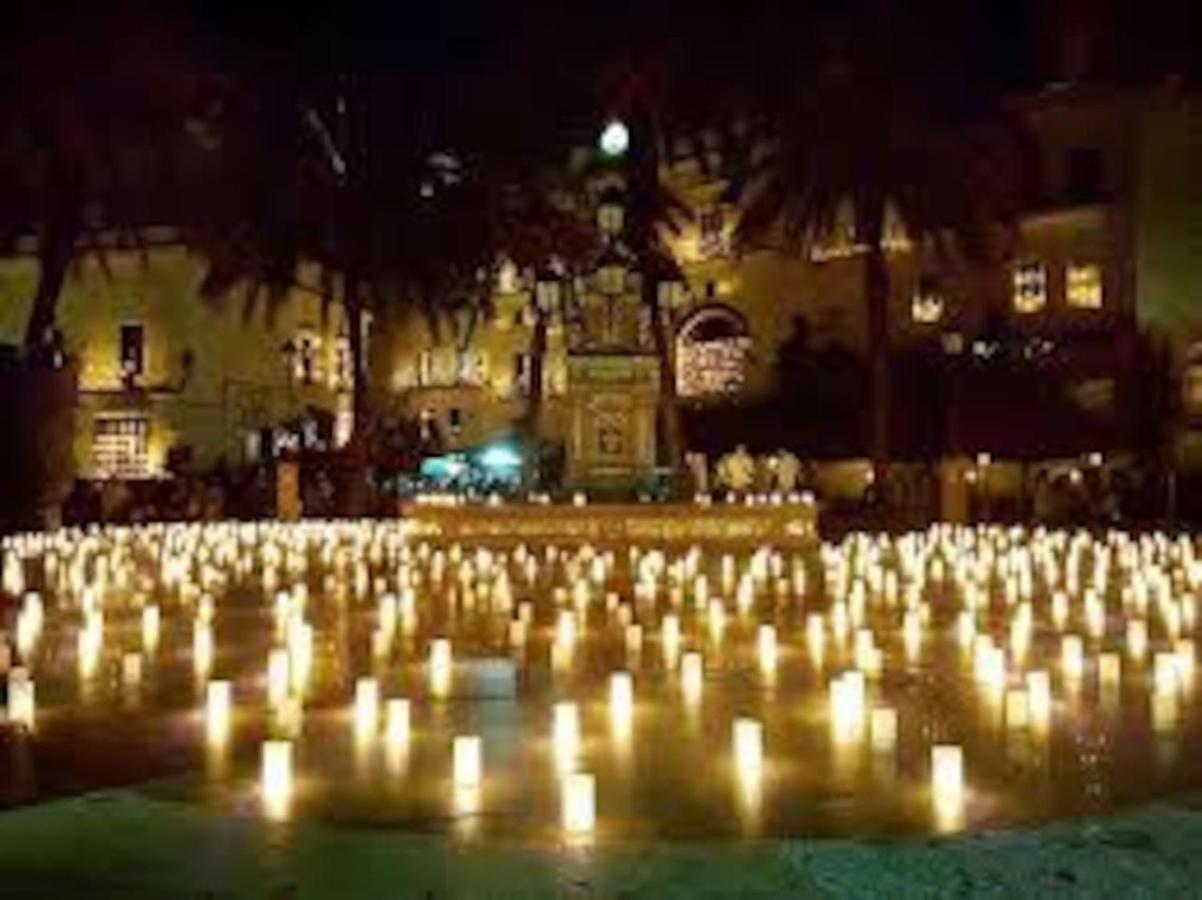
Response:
[1061,634,1084,682]
[140,604,160,654]
[7,668,34,731]
[931,744,964,799]
[1128,619,1148,661]
[562,771,596,834]
[681,651,704,705]
[757,624,778,676]
[1066,262,1103,309]
[553,701,581,775]
[206,679,232,743]
[453,734,483,788]
[661,614,681,665]
[610,671,634,738]
[1027,670,1052,729]
[385,698,411,748]
[261,740,293,820]
[193,621,214,679]
[354,677,380,739]
[429,637,453,697]
[870,707,897,753]
[733,717,764,777]
[267,648,290,708]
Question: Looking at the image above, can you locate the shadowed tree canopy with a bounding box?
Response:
[730,1,1037,487]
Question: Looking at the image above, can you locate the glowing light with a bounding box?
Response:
[261,740,293,820]
[681,652,703,705]
[205,679,232,743]
[7,669,34,731]
[553,701,581,775]
[385,698,411,748]
[354,677,380,739]
[267,648,290,708]
[453,734,482,788]
[140,604,160,654]
[598,119,629,157]
[429,638,453,697]
[870,707,897,753]
[610,671,633,738]
[757,624,778,676]
[733,716,764,777]
[562,771,596,834]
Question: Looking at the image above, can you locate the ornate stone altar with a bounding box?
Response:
[565,352,659,491]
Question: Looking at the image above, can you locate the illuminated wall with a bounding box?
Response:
[0,242,346,478]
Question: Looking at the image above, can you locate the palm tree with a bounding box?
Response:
[0,17,202,358]
[731,6,1033,494]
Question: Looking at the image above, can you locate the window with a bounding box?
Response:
[676,307,751,398]
[911,276,944,324]
[1065,147,1103,202]
[330,335,353,389]
[120,323,144,379]
[417,350,433,387]
[448,407,463,436]
[293,329,323,385]
[1013,262,1048,313]
[1066,262,1103,309]
[93,414,149,479]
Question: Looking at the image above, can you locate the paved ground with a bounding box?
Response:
[1,789,1202,898]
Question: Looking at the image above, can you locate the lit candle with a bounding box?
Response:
[553,702,580,774]
[141,604,160,654]
[610,671,633,736]
[261,740,293,820]
[870,707,897,753]
[267,648,290,707]
[931,744,964,800]
[385,698,411,748]
[453,734,482,788]
[562,771,596,834]
[354,677,380,738]
[681,652,703,705]
[7,668,34,731]
[757,624,777,675]
[429,638,453,697]
[733,717,764,776]
[206,679,232,742]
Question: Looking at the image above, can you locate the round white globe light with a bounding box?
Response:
[598,119,630,157]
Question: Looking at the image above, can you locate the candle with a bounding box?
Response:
[453,734,482,788]
[562,771,596,834]
[261,740,293,820]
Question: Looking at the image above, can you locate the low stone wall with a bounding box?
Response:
[399,499,818,548]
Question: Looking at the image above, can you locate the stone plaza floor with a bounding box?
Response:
[2,784,1202,898]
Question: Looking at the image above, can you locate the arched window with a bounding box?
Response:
[676,305,751,398]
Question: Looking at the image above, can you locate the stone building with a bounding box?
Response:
[2,83,1200,490]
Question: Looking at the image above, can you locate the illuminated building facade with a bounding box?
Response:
[0,233,351,478]
[1,86,1200,483]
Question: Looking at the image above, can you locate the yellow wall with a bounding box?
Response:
[0,245,346,477]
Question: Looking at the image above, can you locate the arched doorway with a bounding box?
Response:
[676,304,751,399]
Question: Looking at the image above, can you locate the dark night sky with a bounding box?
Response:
[3,0,1197,111]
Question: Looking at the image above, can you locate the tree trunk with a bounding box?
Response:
[344,271,370,513]
[863,216,892,497]
[650,298,684,472]
[523,305,548,490]
[24,220,77,355]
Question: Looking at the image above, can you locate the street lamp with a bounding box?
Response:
[598,118,630,158]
